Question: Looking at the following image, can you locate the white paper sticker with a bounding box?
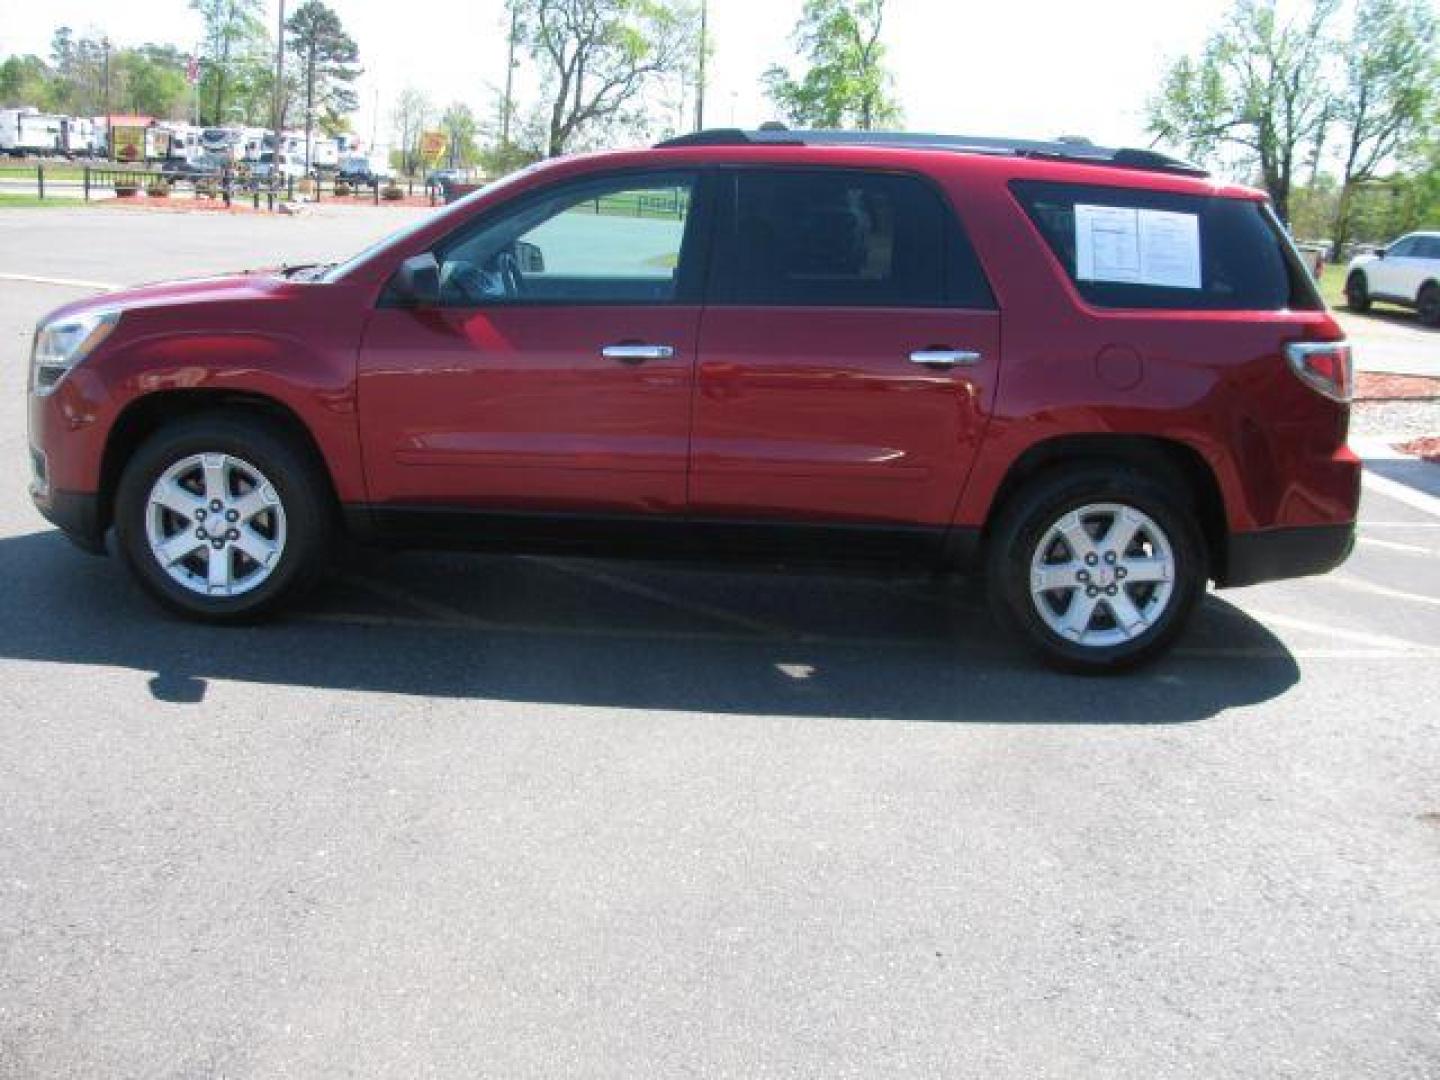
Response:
[1074,204,1201,290]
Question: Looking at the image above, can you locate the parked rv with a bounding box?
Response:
[0,108,64,156]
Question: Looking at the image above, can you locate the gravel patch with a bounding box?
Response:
[1351,398,1440,439]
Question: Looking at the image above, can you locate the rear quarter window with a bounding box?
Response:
[1010,180,1321,311]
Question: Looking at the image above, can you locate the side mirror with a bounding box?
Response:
[515,240,545,274]
[1375,247,1388,259]
[391,252,441,306]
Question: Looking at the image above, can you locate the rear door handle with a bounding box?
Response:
[602,343,675,364]
[909,348,982,367]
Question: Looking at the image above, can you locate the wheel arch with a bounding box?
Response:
[978,434,1227,577]
[99,389,339,535]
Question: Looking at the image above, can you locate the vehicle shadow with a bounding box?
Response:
[1,531,1301,724]
[1365,454,1440,498]
[1344,306,1436,333]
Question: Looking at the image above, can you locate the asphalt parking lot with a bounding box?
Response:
[1,205,1438,1079]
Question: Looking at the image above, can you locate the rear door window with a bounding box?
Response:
[1011,180,1321,311]
[715,168,994,309]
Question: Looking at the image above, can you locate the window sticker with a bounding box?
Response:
[1075,204,1201,290]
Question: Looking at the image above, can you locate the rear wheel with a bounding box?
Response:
[114,413,333,621]
[1417,283,1440,327]
[1345,271,1371,312]
[986,465,1206,672]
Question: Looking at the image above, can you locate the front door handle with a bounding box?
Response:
[909,348,982,367]
[602,343,675,364]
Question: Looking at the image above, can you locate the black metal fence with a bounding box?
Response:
[0,162,445,209]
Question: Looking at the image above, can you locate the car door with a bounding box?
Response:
[691,166,999,530]
[1410,237,1440,299]
[1371,235,1417,299]
[358,169,708,517]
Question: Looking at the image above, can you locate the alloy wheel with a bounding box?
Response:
[144,452,287,598]
[1029,502,1176,648]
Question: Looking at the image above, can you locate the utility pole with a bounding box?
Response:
[370,86,379,154]
[304,37,316,174]
[694,0,708,132]
[271,0,286,191]
[102,38,111,160]
[501,1,518,147]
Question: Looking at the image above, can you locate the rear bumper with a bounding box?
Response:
[1216,522,1355,588]
[32,485,107,554]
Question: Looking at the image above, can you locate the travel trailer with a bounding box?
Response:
[0,108,64,156]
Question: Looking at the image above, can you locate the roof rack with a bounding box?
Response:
[654,128,1208,178]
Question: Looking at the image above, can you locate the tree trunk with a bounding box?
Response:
[304,42,316,173]
[212,67,227,126]
[1330,182,1354,263]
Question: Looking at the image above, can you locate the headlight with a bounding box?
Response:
[31,310,120,395]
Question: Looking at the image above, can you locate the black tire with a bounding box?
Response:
[1345,271,1371,313]
[1417,283,1440,328]
[113,412,334,622]
[985,464,1207,673]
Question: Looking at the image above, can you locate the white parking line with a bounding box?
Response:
[1363,470,1440,519]
[521,556,800,638]
[0,272,120,291]
[1326,574,1440,608]
[1357,535,1438,555]
[1229,606,1440,655]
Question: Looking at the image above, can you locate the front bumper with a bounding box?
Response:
[31,483,106,554]
[1216,522,1355,588]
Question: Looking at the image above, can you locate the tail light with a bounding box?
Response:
[1285,341,1353,403]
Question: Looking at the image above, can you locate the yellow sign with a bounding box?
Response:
[112,125,146,163]
[419,130,448,167]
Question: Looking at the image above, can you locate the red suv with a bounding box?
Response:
[27,129,1359,670]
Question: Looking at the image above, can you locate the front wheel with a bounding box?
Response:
[986,466,1207,672]
[1417,283,1440,327]
[1345,272,1372,313]
[114,413,334,622]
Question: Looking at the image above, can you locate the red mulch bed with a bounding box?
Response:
[99,194,438,214]
[1398,436,1440,462]
[1355,372,1440,401]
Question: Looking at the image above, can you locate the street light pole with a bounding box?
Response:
[501,1,519,148]
[694,0,707,132]
[271,0,286,192]
[102,38,112,160]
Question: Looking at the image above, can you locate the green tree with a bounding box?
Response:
[391,87,431,175]
[440,102,481,167]
[520,0,699,157]
[114,45,191,119]
[0,55,58,110]
[763,0,900,130]
[1329,0,1438,255]
[47,27,110,116]
[1148,0,1339,223]
[191,0,270,125]
[285,0,360,168]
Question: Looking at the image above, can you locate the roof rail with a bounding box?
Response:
[653,128,1208,178]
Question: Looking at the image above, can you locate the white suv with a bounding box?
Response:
[1345,231,1440,326]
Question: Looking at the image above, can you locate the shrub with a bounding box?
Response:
[333,180,351,197]
[145,180,171,198]
[381,183,404,201]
